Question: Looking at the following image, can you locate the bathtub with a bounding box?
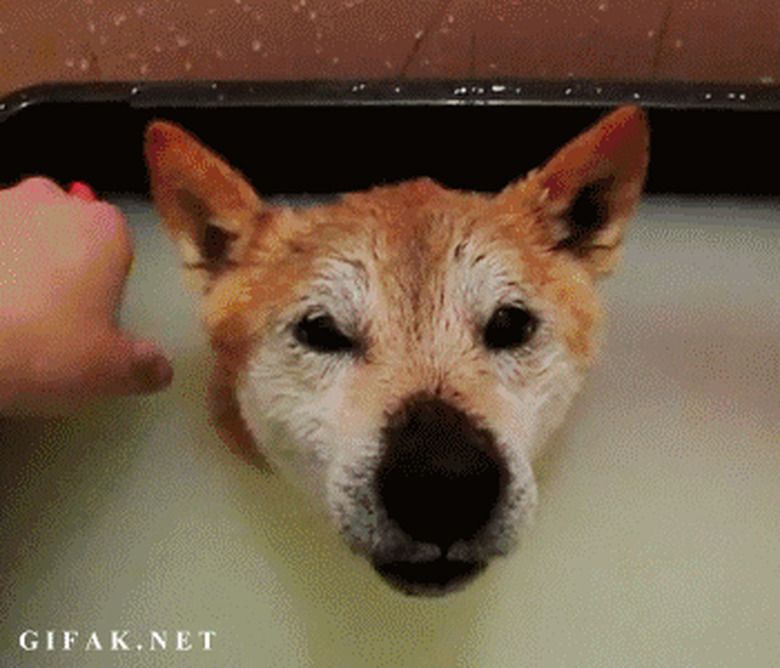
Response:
[0,194,778,667]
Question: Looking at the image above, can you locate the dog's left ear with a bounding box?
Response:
[145,121,265,290]
[522,105,649,276]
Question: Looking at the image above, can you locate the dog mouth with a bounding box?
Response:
[373,558,486,596]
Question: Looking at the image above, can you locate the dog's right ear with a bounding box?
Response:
[145,121,265,290]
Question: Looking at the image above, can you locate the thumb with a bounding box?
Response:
[81,331,174,397]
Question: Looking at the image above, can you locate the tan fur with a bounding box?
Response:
[145,106,649,595]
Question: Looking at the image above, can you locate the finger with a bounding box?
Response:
[17,176,66,198]
[78,330,174,397]
[124,339,175,395]
[90,200,135,276]
[67,181,98,202]
[75,200,136,302]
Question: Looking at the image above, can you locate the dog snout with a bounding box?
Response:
[376,395,509,551]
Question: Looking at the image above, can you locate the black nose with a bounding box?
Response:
[376,396,508,550]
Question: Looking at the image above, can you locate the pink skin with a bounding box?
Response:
[0,177,173,414]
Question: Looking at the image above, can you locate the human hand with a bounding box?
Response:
[0,177,173,414]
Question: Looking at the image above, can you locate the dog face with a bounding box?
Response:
[145,107,648,596]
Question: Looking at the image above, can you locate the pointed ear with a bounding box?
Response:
[144,121,266,290]
[524,106,649,276]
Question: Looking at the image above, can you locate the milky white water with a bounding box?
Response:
[1,197,778,667]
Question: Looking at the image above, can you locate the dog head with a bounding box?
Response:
[145,106,648,596]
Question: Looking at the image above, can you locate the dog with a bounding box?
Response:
[144,106,648,596]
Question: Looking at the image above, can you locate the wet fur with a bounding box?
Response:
[145,106,649,595]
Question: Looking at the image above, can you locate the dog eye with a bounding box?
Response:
[294,312,357,354]
[483,305,539,351]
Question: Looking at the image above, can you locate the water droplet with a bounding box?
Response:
[153,43,162,53]
[184,59,192,71]
[127,51,138,60]
[176,35,190,48]
[646,29,656,39]
[598,2,608,11]
[331,56,340,64]
[414,29,424,40]
[64,58,75,68]
[215,48,225,59]
[79,58,90,71]
[139,63,149,76]
[447,14,454,23]
[759,75,775,84]
[251,39,262,51]
[87,21,96,33]
[113,13,127,26]
[309,10,317,20]
[674,39,683,49]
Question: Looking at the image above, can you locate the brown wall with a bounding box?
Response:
[1,0,778,97]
